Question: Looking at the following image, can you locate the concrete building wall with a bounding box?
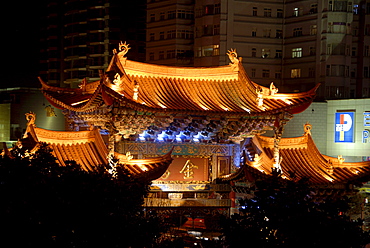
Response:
[0,88,65,147]
[0,104,11,142]
[282,102,328,154]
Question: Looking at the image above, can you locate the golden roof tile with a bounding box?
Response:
[17,113,173,181]
[243,129,370,185]
[40,50,318,116]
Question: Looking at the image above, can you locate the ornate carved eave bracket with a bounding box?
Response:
[272,112,293,171]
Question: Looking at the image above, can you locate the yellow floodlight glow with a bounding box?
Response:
[158,103,167,109]
[137,164,148,171]
[200,105,209,110]
[71,99,89,106]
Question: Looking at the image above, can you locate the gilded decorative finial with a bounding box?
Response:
[337,155,345,164]
[269,82,278,95]
[256,86,264,107]
[25,112,36,125]
[118,41,131,57]
[227,48,239,64]
[303,122,312,135]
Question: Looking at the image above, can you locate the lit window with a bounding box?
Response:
[293,7,299,16]
[262,48,270,58]
[310,25,317,35]
[292,48,302,58]
[203,46,213,56]
[201,45,220,57]
[291,69,301,78]
[213,45,220,55]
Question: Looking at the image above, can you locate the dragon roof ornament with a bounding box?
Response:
[113,41,131,57]
[226,48,240,71]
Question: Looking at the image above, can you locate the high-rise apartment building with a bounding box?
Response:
[146,0,195,66]
[39,0,146,88]
[146,0,370,100]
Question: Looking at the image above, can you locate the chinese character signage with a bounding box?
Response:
[335,112,354,143]
[158,157,208,181]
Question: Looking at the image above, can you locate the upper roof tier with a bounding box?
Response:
[41,43,319,117]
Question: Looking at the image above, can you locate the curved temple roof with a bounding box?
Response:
[222,124,370,186]
[40,45,319,117]
[19,113,173,181]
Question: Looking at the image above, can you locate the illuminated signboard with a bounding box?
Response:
[365,112,370,126]
[363,112,370,143]
[335,112,354,143]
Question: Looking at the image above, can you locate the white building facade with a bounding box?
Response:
[146,0,370,100]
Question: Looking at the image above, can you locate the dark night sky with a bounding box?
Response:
[3,2,43,89]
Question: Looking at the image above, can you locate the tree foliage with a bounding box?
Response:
[220,170,370,248]
[0,143,164,247]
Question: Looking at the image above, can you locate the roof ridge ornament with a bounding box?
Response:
[113,41,131,57]
[23,112,37,139]
[304,122,312,135]
[256,86,264,108]
[226,48,240,71]
[337,155,345,164]
[25,112,36,126]
[269,82,278,95]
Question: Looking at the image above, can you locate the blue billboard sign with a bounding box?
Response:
[335,112,354,143]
